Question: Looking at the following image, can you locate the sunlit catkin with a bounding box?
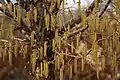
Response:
[17,8,21,24]
[40,46,43,59]
[40,62,43,76]
[60,67,63,80]
[55,29,58,40]
[31,52,36,73]
[55,55,60,70]
[9,42,12,66]
[44,41,47,57]
[26,11,31,25]
[52,39,55,51]
[14,40,18,57]
[34,7,37,22]
[30,31,35,46]
[58,38,61,51]
[67,24,70,35]
[13,5,16,19]
[45,14,50,30]
[71,41,74,54]
[23,45,28,58]
[51,15,55,29]
[57,0,60,8]
[8,2,12,15]
[43,61,48,78]
[69,64,73,79]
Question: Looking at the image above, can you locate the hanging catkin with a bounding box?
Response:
[60,67,63,80]
[8,2,12,15]
[9,42,12,65]
[34,7,37,22]
[14,40,18,57]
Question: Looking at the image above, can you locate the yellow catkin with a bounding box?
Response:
[34,7,37,22]
[51,15,55,29]
[65,48,68,59]
[60,67,63,80]
[76,34,79,48]
[45,61,48,78]
[57,0,60,8]
[67,24,70,35]
[74,58,77,73]
[23,45,28,58]
[81,56,84,71]
[9,42,12,66]
[55,29,58,40]
[30,31,35,46]
[40,62,43,76]
[59,16,62,30]
[26,11,31,25]
[17,8,21,24]
[31,52,36,73]
[8,2,12,15]
[58,38,61,51]
[39,46,43,59]
[69,64,72,79]
[45,14,50,30]
[52,39,55,51]
[9,24,14,39]
[71,41,74,54]
[55,55,60,70]
[14,40,18,57]
[64,32,67,41]
[97,67,100,79]
[44,41,47,57]
[13,5,16,19]
[115,63,118,80]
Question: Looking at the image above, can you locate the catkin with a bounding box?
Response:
[9,42,12,65]
[34,7,37,22]
[30,31,35,46]
[40,46,43,59]
[14,40,18,57]
[52,39,55,51]
[58,38,61,51]
[69,64,72,79]
[74,58,77,73]
[60,67,63,80]
[8,2,12,15]
[57,0,60,8]
[71,41,74,54]
[40,62,43,76]
[26,11,31,25]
